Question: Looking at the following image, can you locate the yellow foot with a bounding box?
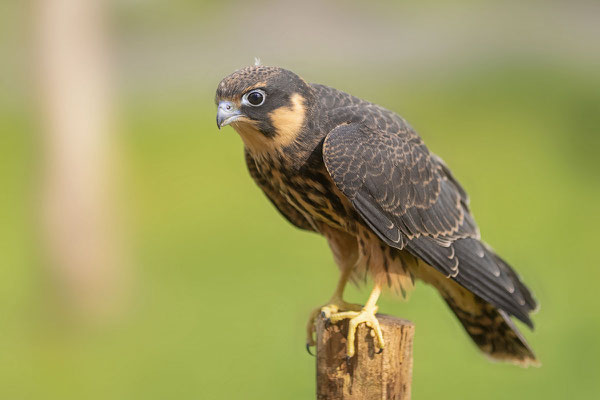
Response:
[306,300,362,351]
[329,305,384,357]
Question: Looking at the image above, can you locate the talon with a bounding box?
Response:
[376,347,383,354]
[305,299,364,355]
[328,302,384,358]
[306,343,315,356]
[345,355,351,367]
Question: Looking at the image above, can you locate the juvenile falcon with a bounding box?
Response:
[215,65,538,365]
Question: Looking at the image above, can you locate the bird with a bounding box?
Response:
[215,64,539,366]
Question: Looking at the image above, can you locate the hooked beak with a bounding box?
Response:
[216,101,243,129]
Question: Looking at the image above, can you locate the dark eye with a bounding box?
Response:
[244,89,266,106]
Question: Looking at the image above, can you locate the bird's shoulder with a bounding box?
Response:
[309,83,413,138]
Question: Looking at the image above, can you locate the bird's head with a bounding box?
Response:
[215,65,313,154]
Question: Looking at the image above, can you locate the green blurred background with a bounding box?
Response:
[1,0,599,398]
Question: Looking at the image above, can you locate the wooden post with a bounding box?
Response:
[316,314,415,400]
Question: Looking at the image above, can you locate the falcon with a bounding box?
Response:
[215,64,538,365]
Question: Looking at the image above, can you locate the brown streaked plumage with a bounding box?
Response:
[215,65,539,366]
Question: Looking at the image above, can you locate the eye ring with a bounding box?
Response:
[242,89,266,107]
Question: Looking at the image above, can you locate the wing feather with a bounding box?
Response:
[322,123,537,326]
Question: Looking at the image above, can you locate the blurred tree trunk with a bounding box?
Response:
[34,0,127,321]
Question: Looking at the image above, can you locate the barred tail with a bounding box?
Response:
[441,285,539,367]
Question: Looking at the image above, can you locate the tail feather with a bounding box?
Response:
[418,263,539,366]
[442,290,539,366]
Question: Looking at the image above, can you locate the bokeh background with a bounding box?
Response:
[1,0,599,399]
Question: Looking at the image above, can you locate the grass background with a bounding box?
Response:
[1,1,599,399]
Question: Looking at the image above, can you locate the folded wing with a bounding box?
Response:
[322,123,537,326]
